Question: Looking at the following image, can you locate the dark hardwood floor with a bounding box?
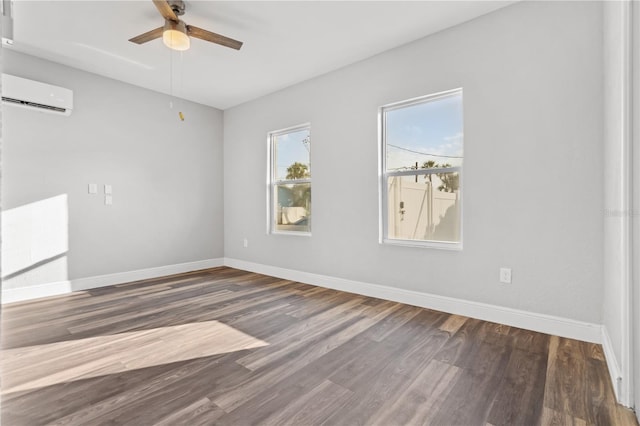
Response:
[1,267,637,425]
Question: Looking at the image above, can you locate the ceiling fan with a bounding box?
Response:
[129,0,243,52]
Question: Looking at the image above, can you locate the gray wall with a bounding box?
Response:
[2,50,224,289]
[224,1,604,323]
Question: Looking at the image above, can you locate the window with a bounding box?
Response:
[268,124,311,234]
[380,89,463,248]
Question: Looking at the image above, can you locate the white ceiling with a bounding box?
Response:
[8,1,515,110]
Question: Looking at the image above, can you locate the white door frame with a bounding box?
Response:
[632,0,639,415]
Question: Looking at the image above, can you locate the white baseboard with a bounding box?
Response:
[601,326,624,404]
[3,256,604,344]
[2,258,224,304]
[70,258,225,292]
[224,257,602,344]
[2,280,74,304]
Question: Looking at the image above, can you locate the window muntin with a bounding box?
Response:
[269,125,311,234]
[380,89,463,248]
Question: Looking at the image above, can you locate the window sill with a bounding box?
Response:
[271,231,312,237]
[381,238,462,251]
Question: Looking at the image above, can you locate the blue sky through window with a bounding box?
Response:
[385,92,463,171]
[275,128,310,180]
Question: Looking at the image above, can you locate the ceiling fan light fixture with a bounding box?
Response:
[129,1,243,51]
[163,20,190,51]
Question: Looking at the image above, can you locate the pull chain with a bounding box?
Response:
[178,50,184,121]
[168,48,184,121]
[169,47,174,110]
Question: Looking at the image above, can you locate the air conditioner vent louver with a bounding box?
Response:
[1,74,73,116]
[2,96,67,113]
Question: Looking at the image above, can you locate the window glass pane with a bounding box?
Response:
[387,173,460,243]
[382,89,463,246]
[385,92,463,172]
[274,183,311,233]
[274,128,311,181]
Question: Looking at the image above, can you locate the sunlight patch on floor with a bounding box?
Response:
[1,320,268,394]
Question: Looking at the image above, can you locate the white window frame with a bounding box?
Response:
[267,123,311,236]
[378,88,463,250]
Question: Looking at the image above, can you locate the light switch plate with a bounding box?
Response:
[104,184,112,194]
[88,183,98,194]
[105,195,113,205]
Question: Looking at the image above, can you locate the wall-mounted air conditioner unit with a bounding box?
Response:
[1,73,73,116]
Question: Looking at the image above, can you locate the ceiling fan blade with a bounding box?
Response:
[152,0,178,22]
[129,26,164,44]
[187,25,243,50]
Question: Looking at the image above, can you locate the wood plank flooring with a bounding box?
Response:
[1,267,636,425]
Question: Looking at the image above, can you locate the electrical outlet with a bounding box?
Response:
[105,195,113,205]
[500,268,512,284]
[243,238,248,248]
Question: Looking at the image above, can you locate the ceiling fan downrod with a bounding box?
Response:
[167,0,185,17]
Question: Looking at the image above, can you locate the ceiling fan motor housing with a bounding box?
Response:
[164,19,187,34]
